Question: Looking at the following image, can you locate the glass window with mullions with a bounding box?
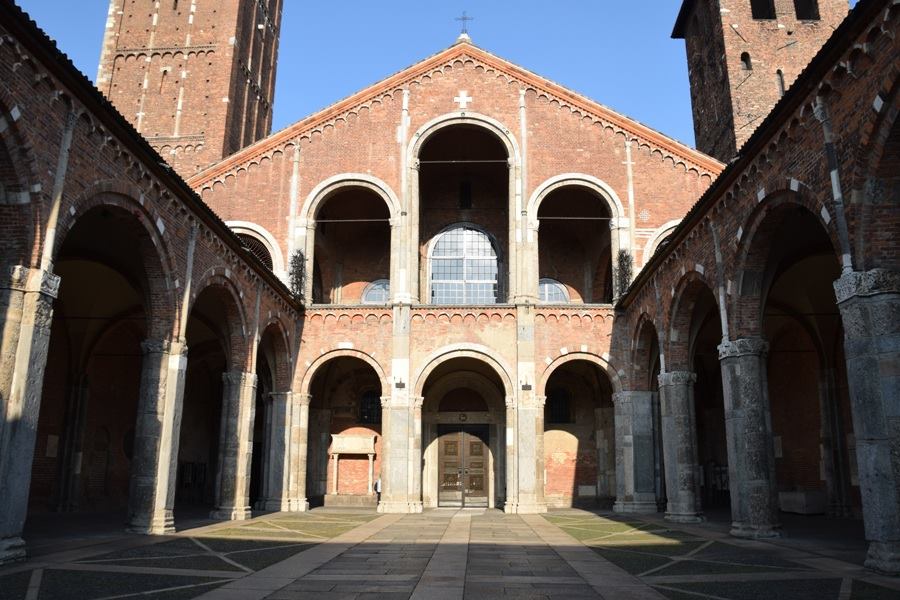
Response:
[539,278,569,304]
[362,279,390,304]
[430,226,499,304]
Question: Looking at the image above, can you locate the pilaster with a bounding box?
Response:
[291,393,311,512]
[260,391,293,512]
[127,337,188,535]
[658,371,703,523]
[613,390,658,514]
[0,266,59,564]
[833,269,900,574]
[718,338,780,539]
[210,370,257,521]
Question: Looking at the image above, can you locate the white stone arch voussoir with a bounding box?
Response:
[227,220,286,279]
[300,348,388,397]
[413,344,515,400]
[641,219,681,267]
[537,351,622,398]
[527,173,627,228]
[300,173,401,224]
[408,112,521,166]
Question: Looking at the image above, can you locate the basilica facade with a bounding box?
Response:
[1,0,898,576]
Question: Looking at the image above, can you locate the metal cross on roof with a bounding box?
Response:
[455,11,474,35]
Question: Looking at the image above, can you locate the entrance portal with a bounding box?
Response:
[437,425,489,508]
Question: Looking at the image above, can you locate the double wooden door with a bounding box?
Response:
[437,424,488,507]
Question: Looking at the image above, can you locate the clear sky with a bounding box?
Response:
[12,1,856,148]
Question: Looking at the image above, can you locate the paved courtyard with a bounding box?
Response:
[0,509,897,599]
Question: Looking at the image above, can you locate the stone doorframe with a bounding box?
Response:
[421,371,506,509]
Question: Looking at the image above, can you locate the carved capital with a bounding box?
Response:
[141,338,169,355]
[380,395,391,408]
[222,370,257,387]
[657,371,697,387]
[412,395,425,410]
[833,269,900,304]
[717,338,768,360]
[505,396,517,410]
[4,266,60,298]
[297,393,312,407]
[533,395,547,409]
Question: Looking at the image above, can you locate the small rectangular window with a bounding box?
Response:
[751,0,777,19]
[793,0,820,20]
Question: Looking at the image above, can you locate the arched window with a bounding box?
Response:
[430,225,499,305]
[539,278,569,304]
[362,279,390,304]
[776,70,786,97]
[237,233,274,270]
[740,52,752,71]
[359,390,382,425]
[546,388,573,424]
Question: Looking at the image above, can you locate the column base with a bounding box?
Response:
[730,522,781,539]
[665,511,705,524]
[209,506,252,521]
[865,541,900,576]
[614,501,659,514]
[291,498,310,512]
[377,500,420,514]
[0,537,26,565]
[505,502,547,514]
[127,510,174,535]
[257,499,292,512]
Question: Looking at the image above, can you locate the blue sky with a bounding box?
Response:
[13,1,856,148]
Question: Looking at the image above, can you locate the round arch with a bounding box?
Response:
[730,192,840,339]
[642,220,681,266]
[422,371,506,413]
[631,314,663,391]
[408,112,520,166]
[300,348,388,397]
[537,351,622,397]
[301,173,401,223]
[526,174,626,225]
[257,319,293,392]
[227,220,286,278]
[413,344,515,399]
[189,270,251,371]
[666,270,720,372]
[56,188,178,340]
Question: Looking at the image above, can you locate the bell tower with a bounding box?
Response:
[97,0,283,178]
[673,0,848,162]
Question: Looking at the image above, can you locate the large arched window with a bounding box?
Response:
[539,278,569,304]
[429,225,499,305]
[362,279,390,304]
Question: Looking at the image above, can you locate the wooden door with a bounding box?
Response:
[437,425,488,507]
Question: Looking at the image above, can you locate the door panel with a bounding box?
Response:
[437,425,489,507]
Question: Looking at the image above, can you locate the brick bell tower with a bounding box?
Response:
[97,0,282,178]
[673,0,848,162]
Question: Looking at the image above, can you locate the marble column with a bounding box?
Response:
[261,391,292,511]
[834,269,900,575]
[0,266,59,564]
[718,338,780,539]
[504,396,519,512]
[409,396,424,511]
[210,371,257,520]
[613,391,657,513]
[658,371,703,523]
[512,394,547,514]
[291,393,311,511]
[127,337,188,534]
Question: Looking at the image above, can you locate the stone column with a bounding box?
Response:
[210,371,257,520]
[834,269,900,574]
[331,453,339,495]
[504,396,519,512]
[718,338,780,539]
[409,396,424,511]
[291,393,311,511]
[0,266,58,564]
[57,374,89,512]
[613,391,657,513]
[513,394,547,514]
[126,337,188,534]
[261,391,292,511]
[658,371,703,523]
[368,454,375,496]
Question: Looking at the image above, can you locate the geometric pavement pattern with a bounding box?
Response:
[0,512,376,600]
[544,511,900,600]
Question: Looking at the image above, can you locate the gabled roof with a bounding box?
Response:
[189,40,722,187]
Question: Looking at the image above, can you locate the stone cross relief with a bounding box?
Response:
[454,90,473,110]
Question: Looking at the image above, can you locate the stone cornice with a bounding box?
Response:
[189,42,723,188]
